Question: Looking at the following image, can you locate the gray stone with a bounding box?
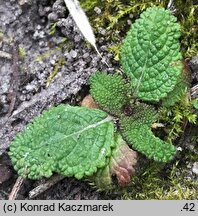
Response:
[189,56,198,81]
[18,0,32,6]
[192,162,198,175]
[94,7,101,14]
[70,50,77,58]
[99,28,106,36]
[48,12,59,22]
[0,0,116,156]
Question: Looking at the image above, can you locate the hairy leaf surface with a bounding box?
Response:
[121,7,183,101]
[90,72,129,116]
[121,105,176,162]
[9,105,116,179]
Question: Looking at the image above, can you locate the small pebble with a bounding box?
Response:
[99,28,106,36]
[83,53,89,59]
[74,35,82,43]
[25,84,36,92]
[36,25,42,30]
[33,30,45,39]
[187,163,191,169]
[69,50,77,58]
[0,164,12,184]
[44,7,52,13]
[192,162,198,175]
[176,147,182,151]
[18,0,32,6]
[48,12,58,22]
[0,95,7,104]
[94,7,101,14]
[50,59,56,65]
[129,14,133,18]
[127,20,132,25]
[1,83,9,93]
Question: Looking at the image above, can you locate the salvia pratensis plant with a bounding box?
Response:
[9,7,187,189]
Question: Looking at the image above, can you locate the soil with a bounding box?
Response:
[0,0,197,200]
[0,0,120,200]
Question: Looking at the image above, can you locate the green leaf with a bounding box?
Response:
[121,7,183,101]
[89,134,137,189]
[9,105,116,179]
[192,99,198,109]
[90,72,129,116]
[120,105,176,162]
[162,70,189,107]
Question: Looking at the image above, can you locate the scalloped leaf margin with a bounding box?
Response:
[121,7,183,101]
[120,105,177,162]
[90,134,138,189]
[9,105,116,180]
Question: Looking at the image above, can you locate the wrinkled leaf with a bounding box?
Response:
[9,105,116,179]
[121,105,176,162]
[121,7,183,101]
[90,72,129,116]
[90,134,138,189]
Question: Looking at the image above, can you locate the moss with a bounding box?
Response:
[157,99,197,143]
[19,46,26,60]
[121,160,198,200]
[107,44,121,61]
[46,57,66,87]
[97,125,198,199]
[0,31,4,40]
[118,123,198,200]
[80,0,101,11]
[48,22,58,36]
[173,0,198,57]
[80,0,197,58]
[34,38,68,62]
[34,47,61,62]
[97,139,197,199]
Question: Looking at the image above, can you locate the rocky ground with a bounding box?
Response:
[0,0,197,200]
[0,0,120,200]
